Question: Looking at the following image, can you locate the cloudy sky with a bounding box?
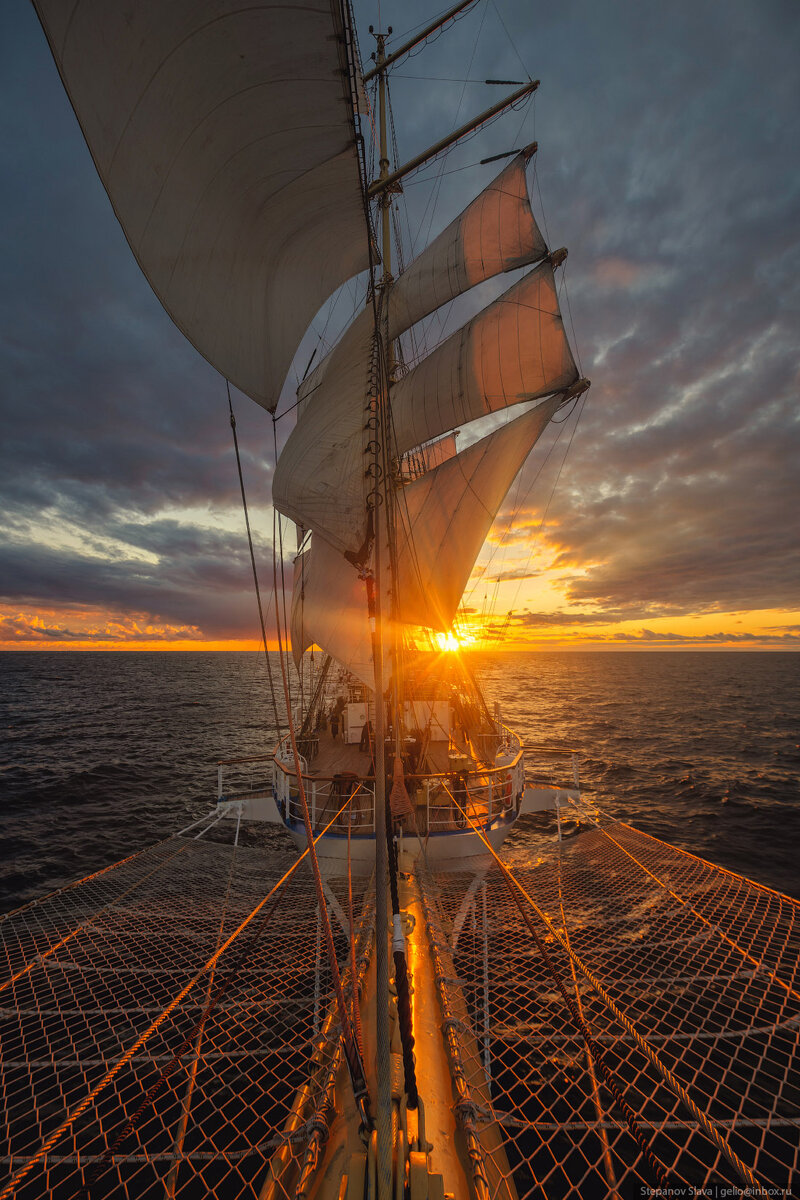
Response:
[1,0,798,650]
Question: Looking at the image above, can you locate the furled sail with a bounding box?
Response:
[273,151,548,552]
[33,0,370,412]
[395,398,564,630]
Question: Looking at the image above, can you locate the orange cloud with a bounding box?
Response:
[0,606,266,651]
[592,257,658,289]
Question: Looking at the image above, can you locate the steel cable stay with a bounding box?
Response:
[438,780,776,1196]
[227,381,283,738]
[385,826,420,1110]
[0,798,364,1200]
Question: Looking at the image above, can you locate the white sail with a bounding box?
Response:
[291,533,390,691]
[273,152,548,551]
[33,0,369,412]
[274,310,376,555]
[391,261,578,455]
[395,397,563,630]
[387,147,545,336]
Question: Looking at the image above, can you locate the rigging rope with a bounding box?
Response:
[442,783,768,1197]
[226,381,282,737]
[0,805,357,1200]
[270,492,373,1129]
[386,824,419,1108]
[346,814,365,1062]
[85,844,244,1195]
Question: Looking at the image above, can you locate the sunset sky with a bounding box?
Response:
[1,1,798,651]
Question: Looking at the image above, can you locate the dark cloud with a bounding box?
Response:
[0,525,291,639]
[512,610,630,628]
[608,629,800,647]
[489,568,540,582]
[1,1,799,638]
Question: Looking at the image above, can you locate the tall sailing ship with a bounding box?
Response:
[3,2,798,1198]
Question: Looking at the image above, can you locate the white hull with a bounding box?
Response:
[284,807,519,874]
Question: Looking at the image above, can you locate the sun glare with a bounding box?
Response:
[436,631,462,653]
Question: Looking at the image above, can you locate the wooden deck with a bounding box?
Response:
[301,727,457,780]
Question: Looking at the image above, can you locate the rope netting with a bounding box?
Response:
[420,818,800,1198]
[0,838,372,1199]
[2,820,798,1198]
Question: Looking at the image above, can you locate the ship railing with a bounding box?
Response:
[216,753,275,803]
[285,777,377,834]
[220,738,577,832]
[421,771,522,833]
[270,736,529,834]
[522,743,581,791]
[496,722,524,755]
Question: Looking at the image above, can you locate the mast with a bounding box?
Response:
[371,26,394,1200]
[375,31,405,762]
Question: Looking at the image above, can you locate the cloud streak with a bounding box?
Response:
[1,1,798,646]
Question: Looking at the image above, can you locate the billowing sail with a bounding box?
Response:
[273,151,549,552]
[395,398,563,630]
[290,401,561,672]
[273,148,586,672]
[291,533,390,691]
[33,0,369,412]
[390,261,578,455]
[387,146,545,336]
[274,262,575,554]
[274,310,377,555]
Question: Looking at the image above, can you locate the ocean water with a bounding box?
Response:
[1,650,798,912]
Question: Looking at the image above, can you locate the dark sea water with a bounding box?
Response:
[1,650,798,912]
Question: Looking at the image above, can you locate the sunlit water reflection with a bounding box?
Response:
[1,650,798,911]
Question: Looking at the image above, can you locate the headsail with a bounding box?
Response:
[33,0,370,412]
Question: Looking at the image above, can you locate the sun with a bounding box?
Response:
[435,631,462,653]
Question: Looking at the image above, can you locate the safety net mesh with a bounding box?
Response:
[0,836,371,1199]
[2,819,798,1198]
[420,816,800,1198]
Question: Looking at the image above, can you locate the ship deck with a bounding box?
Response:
[300,727,459,780]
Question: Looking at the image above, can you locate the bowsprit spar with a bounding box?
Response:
[4,1,798,1198]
